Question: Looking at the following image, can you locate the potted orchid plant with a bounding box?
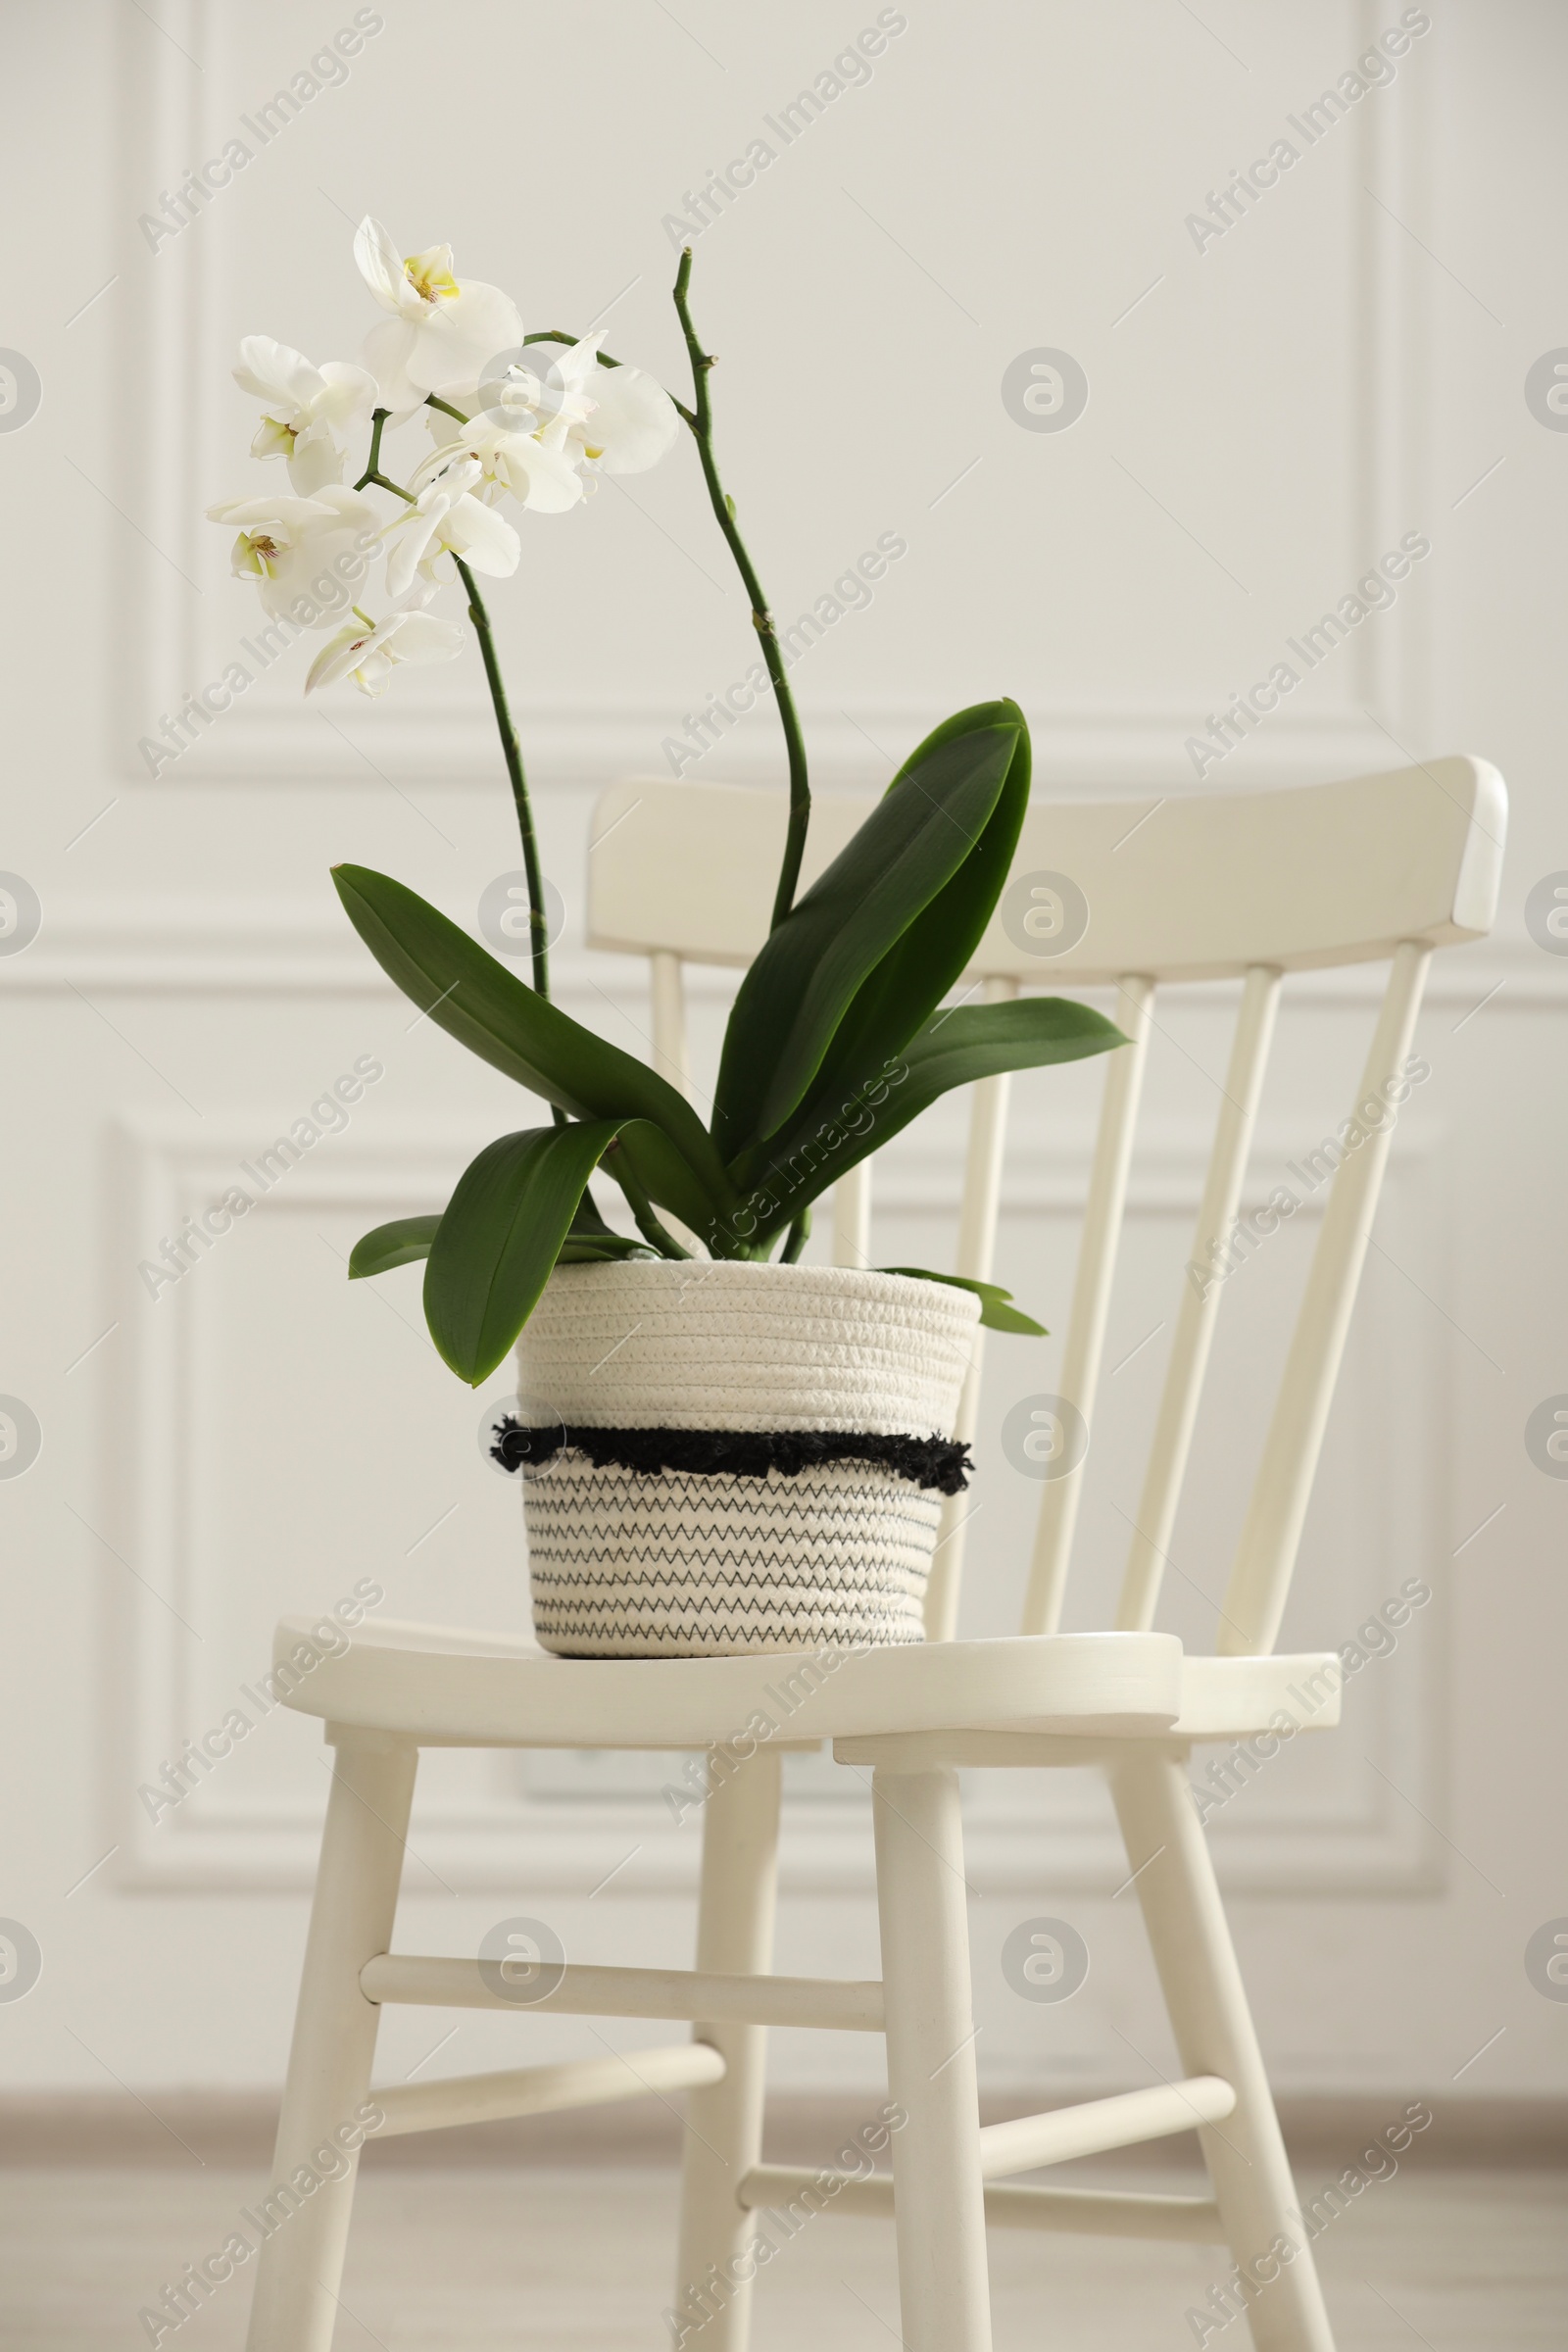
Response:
[209,222,1124,1656]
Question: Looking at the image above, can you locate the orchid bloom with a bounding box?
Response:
[515,335,681,477]
[415,334,677,512]
[233,337,377,495]
[382,455,521,599]
[206,484,383,628]
[353,217,522,415]
[411,406,585,514]
[305,603,466,697]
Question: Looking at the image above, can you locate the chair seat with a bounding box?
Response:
[1171,1651,1343,1740]
[271,1615,1184,1748]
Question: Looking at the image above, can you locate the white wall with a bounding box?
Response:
[2,0,1564,2118]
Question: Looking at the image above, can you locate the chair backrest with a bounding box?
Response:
[585,758,1506,1656]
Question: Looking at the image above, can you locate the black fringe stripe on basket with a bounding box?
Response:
[489,1418,973,1495]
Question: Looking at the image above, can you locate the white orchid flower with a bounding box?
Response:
[468,351,598,443]
[411,406,585,514]
[233,336,377,495]
[305,604,466,698]
[518,335,681,476]
[414,333,676,512]
[206,484,383,629]
[353,217,522,416]
[382,455,521,599]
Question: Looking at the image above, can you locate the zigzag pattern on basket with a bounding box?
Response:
[532,1544,933,1571]
[526,1454,939,1658]
[521,1471,944,1529]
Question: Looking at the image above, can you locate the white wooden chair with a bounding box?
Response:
[246,754,1504,2352]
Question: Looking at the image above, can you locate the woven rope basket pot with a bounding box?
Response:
[511,1260,981,1658]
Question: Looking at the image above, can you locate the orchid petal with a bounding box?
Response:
[305,622,375,695]
[497,434,584,514]
[385,509,442,601]
[249,416,295,465]
[354,217,413,314]
[210,487,382,629]
[386,611,466,663]
[206,493,332,527]
[404,242,458,297]
[445,492,520,577]
[305,605,464,696]
[359,318,423,416]
[578,362,680,473]
[284,424,347,496]
[311,485,383,528]
[402,281,524,393]
[233,335,324,410]
[316,362,380,425]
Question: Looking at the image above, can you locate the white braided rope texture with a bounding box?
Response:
[514,1260,980,1435]
[526,1456,941,1657]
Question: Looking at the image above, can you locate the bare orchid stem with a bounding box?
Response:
[354,410,563,1125]
[380,403,548,1011]
[671,247,810,933]
[452,556,552,1006]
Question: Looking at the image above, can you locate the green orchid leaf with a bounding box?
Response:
[567,1162,682,1256]
[422,1118,639,1385]
[710,718,1021,1160]
[348,1187,653,1283]
[331,864,732,1222]
[348,1214,443,1279]
[568,1183,622,1243]
[803,701,1032,1122]
[612,1120,723,1241]
[555,1185,654,1258]
[558,1186,654,1258]
[732,996,1126,1245]
[879,1268,1048,1337]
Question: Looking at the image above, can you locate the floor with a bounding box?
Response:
[8,2165,1563,2349]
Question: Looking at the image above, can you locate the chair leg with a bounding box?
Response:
[670,1742,782,2350]
[1110,1747,1337,2352]
[873,1766,992,2352]
[245,1728,418,2352]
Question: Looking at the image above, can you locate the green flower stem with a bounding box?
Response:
[672,249,810,933]
[365,410,547,1005]
[517,331,696,419]
[356,431,544,995]
[354,407,413,500]
[606,1142,692,1259]
[521,329,614,361]
[356,409,562,1123]
[451,555,553,1008]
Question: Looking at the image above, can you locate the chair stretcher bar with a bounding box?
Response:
[372,2042,726,2138]
[977,2075,1237,2177]
[740,2167,1226,2242]
[360,1953,885,2032]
